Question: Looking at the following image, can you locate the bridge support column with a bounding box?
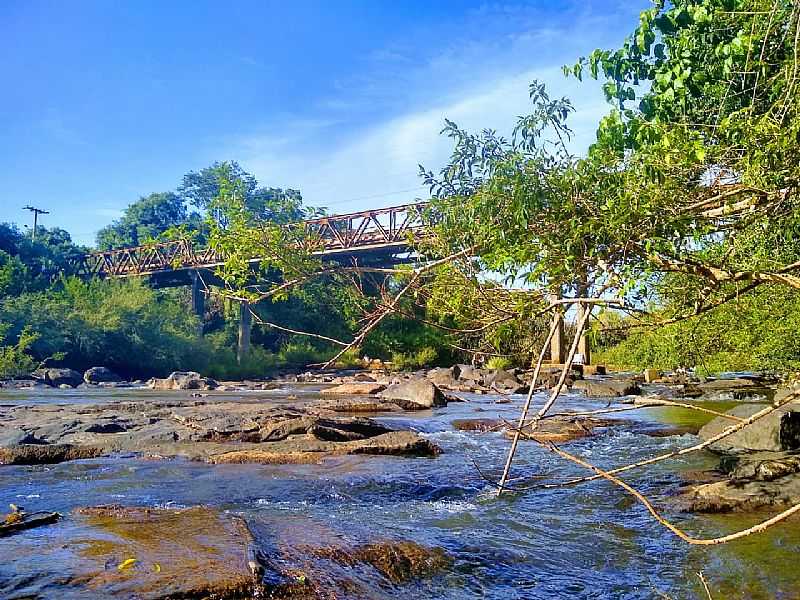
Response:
[238,301,252,364]
[576,273,591,365]
[577,303,591,365]
[549,301,565,364]
[190,271,205,335]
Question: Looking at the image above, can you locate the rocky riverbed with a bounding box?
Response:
[2,368,799,598]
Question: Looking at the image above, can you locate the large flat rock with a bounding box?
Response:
[0,399,441,465]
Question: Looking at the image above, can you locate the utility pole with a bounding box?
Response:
[23,205,49,241]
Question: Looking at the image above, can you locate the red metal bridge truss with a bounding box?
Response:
[74,202,430,279]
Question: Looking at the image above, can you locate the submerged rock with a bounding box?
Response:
[451,418,503,432]
[65,505,262,599]
[313,540,452,583]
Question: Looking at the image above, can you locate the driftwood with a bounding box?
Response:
[0,511,61,537]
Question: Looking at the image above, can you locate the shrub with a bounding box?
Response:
[0,326,39,379]
[391,346,438,371]
[486,356,513,370]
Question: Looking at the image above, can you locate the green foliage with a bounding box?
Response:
[0,222,84,292]
[179,160,309,223]
[95,192,202,250]
[391,346,438,371]
[486,356,513,370]
[0,326,39,379]
[596,286,800,375]
[276,340,331,368]
[0,251,29,297]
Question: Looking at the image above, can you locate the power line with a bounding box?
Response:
[23,205,49,241]
[315,185,429,208]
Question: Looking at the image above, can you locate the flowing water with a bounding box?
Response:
[1,386,798,599]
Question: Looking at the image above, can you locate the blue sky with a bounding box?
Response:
[0,0,648,246]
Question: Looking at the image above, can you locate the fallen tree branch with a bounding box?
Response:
[541,442,800,546]
[535,390,800,490]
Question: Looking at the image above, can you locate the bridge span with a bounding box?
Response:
[72,202,430,361]
[74,202,429,284]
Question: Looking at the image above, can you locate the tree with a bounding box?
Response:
[178,161,308,224]
[95,192,200,250]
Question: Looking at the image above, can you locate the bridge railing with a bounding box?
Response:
[74,202,430,279]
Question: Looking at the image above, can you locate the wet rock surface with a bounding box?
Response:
[504,416,623,443]
[451,415,622,442]
[0,398,441,465]
[311,540,452,584]
[698,403,800,452]
[64,505,261,599]
[683,452,800,512]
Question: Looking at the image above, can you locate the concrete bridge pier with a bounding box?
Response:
[190,271,205,335]
[549,305,565,364]
[238,301,252,364]
[577,302,591,366]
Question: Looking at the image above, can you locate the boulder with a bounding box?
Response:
[83,366,122,384]
[571,379,641,398]
[696,377,770,400]
[320,382,387,395]
[379,379,447,410]
[484,369,522,391]
[426,367,459,389]
[697,403,800,452]
[453,364,484,384]
[683,452,800,512]
[149,371,218,391]
[32,368,83,388]
[451,419,502,432]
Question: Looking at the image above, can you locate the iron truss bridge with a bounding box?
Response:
[72,202,431,283]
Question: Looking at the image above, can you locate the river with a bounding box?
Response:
[1,385,798,599]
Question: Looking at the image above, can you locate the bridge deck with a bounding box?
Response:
[74,202,429,280]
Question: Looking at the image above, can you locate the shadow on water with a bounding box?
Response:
[0,387,798,598]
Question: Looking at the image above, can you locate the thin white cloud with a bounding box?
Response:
[225,3,635,213]
[236,67,609,211]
